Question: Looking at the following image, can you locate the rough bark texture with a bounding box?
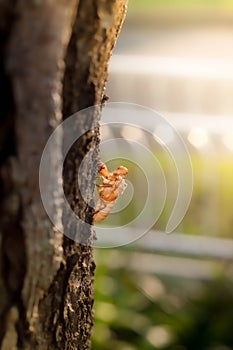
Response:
[0,0,127,349]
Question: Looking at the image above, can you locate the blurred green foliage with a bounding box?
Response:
[173,154,233,238]
[92,148,233,349]
[130,0,233,10]
[92,249,233,350]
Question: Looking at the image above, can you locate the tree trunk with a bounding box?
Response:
[0,1,127,349]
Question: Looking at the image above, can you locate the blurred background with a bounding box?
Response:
[92,1,233,349]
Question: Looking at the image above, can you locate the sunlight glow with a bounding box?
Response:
[153,124,175,146]
[187,127,209,148]
[222,131,233,152]
[147,326,172,348]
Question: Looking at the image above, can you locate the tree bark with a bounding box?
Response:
[0,1,127,349]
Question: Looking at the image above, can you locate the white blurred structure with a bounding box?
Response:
[107,54,233,118]
[97,230,233,280]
